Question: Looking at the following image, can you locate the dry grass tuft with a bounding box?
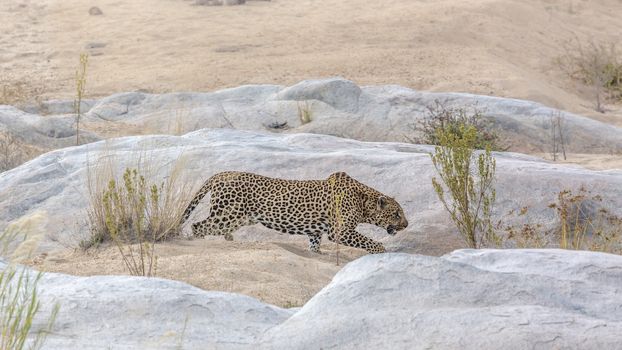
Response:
[84,148,195,276]
[502,187,622,254]
[0,132,41,173]
[1,229,59,350]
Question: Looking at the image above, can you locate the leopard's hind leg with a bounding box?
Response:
[192,213,253,241]
[191,198,252,241]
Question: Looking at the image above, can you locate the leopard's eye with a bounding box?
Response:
[394,212,400,219]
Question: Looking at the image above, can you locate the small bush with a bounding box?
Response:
[431,124,499,248]
[501,188,622,255]
[86,153,193,276]
[497,207,548,248]
[409,100,505,151]
[550,187,622,254]
[297,101,312,125]
[557,38,622,112]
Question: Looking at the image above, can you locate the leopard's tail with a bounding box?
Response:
[180,176,216,225]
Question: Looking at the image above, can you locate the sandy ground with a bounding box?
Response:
[25,225,460,306]
[1,0,621,123]
[537,153,622,171]
[32,238,368,307]
[3,0,621,303]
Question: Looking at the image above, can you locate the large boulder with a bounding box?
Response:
[0,105,100,150]
[7,249,622,349]
[1,129,621,256]
[260,249,622,349]
[4,79,621,158]
[0,260,291,350]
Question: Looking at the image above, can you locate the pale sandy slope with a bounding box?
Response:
[2,0,621,124]
[4,0,621,306]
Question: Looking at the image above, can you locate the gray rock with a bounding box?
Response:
[261,249,622,349]
[1,129,621,255]
[274,77,362,113]
[0,105,100,151]
[0,260,291,349]
[4,249,621,349]
[88,6,103,15]
[19,99,97,115]
[195,0,246,5]
[84,42,106,49]
[79,78,622,153]
[4,79,622,158]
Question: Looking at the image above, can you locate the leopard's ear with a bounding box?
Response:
[377,196,387,210]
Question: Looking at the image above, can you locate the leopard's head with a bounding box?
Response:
[366,196,408,236]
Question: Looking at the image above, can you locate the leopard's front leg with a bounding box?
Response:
[328,227,385,254]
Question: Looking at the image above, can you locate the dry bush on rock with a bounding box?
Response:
[501,188,622,255]
[409,100,505,151]
[85,152,194,276]
[431,124,499,249]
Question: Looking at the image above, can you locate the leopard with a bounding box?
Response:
[180,171,408,254]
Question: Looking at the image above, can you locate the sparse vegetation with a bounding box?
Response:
[283,300,302,308]
[557,37,622,113]
[550,187,622,254]
[0,268,59,350]
[548,111,567,161]
[0,230,59,350]
[497,207,548,249]
[175,315,190,350]
[74,53,89,146]
[409,100,505,151]
[0,132,42,173]
[500,187,622,255]
[0,83,27,106]
[85,153,194,276]
[431,124,499,248]
[0,132,23,173]
[0,78,45,107]
[297,101,312,125]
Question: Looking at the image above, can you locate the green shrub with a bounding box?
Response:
[410,100,505,151]
[0,267,59,350]
[297,101,312,125]
[431,124,499,248]
[0,230,59,350]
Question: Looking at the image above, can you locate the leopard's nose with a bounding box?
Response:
[401,218,409,228]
